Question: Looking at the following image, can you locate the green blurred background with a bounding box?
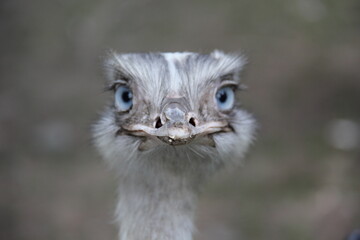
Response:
[1,0,359,239]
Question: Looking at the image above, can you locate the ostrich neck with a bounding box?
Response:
[115,159,205,240]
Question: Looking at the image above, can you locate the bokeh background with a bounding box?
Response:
[1,0,359,239]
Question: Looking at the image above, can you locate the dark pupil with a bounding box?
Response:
[218,91,227,103]
[122,91,132,102]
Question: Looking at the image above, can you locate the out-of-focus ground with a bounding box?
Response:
[0,0,359,239]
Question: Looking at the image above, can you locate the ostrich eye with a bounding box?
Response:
[115,86,133,111]
[215,86,235,111]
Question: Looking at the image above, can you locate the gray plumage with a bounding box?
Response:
[93,50,256,240]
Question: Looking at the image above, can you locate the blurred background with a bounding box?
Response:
[1,0,359,239]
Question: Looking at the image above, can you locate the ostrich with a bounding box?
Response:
[93,50,256,240]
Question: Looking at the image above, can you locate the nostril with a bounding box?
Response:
[189,117,196,127]
[155,117,163,128]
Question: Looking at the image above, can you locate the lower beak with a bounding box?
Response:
[122,120,231,146]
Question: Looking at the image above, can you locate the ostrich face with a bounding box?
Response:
[93,51,255,168]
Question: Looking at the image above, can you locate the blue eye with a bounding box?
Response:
[215,87,235,111]
[115,86,133,111]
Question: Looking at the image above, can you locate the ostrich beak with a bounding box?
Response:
[122,98,232,148]
[122,118,232,149]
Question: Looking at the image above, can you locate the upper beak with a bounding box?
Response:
[122,98,232,146]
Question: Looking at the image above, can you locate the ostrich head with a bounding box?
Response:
[92,50,256,240]
[94,51,255,173]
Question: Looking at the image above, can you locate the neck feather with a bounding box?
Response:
[115,159,208,240]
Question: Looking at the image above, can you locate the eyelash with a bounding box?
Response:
[106,81,129,92]
[218,82,238,91]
